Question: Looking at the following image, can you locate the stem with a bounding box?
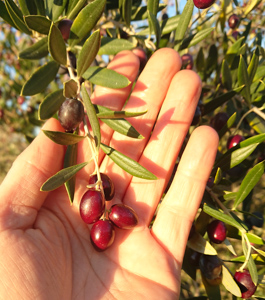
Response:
[66,51,81,95]
[205,186,235,218]
[239,233,252,271]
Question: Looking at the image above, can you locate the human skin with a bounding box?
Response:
[0,48,219,300]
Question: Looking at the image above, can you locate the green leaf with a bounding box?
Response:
[64,143,78,204]
[81,84,101,150]
[201,274,221,300]
[77,30,101,77]
[45,0,68,21]
[132,3,166,21]
[41,162,88,192]
[205,44,218,78]
[245,232,265,245]
[147,11,161,48]
[214,143,258,172]
[202,86,244,116]
[34,0,45,16]
[17,0,30,16]
[83,66,131,89]
[147,0,159,15]
[48,23,67,65]
[63,79,78,98]
[100,143,157,180]
[230,254,265,265]
[18,36,49,60]
[67,0,86,19]
[244,0,262,16]
[218,112,237,139]
[137,14,180,36]
[38,89,65,120]
[21,60,60,96]
[179,28,214,51]
[246,112,265,134]
[225,36,245,65]
[233,161,265,209]
[24,15,52,35]
[196,47,205,73]
[94,105,147,119]
[42,130,86,145]
[5,0,32,34]
[68,0,106,48]
[94,105,143,139]
[247,249,259,285]
[253,65,265,82]
[0,1,18,29]
[222,265,242,297]
[19,0,37,15]
[238,55,251,106]
[248,47,260,84]
[174,0,194,52]
[203,203,246,231]
[98,37,135,55]
[221,59,232,90]
[187,232,217,255]
[121,0,132,27]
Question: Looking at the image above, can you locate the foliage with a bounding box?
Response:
[1,0,265,298]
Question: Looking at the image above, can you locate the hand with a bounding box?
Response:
[0,48,218,300]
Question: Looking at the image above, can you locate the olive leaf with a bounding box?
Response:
[222,266,242,297]
[45,0,68,21]
[120,0,132,28]
[248,47,260,84]
[214,143,258,172]
[94,104,147,119]
[63,79,78,98]
[202,86,244,116]
[42,130,86,145]
[238,55,251,106]
[221,59,232,90]
[218,112,237,138]
[18,0,37,15]
[48,23,67,66]
[147,11,161,48]
[83,66,131,89]
[203,203,246,231]
[41,162,88,192]
[68,0,106,48]
[187,232,217,255]
[5,0,31,34]
[24,15,52,35]
[0,1,18,29]
[174,0,194,52]
[77,30,101,77]
[19,36,49,60]
[94,104,144,139]
[137,14,180,36]
[100,143,157,180]
[21,60,60,96]
[38,89,65,120]
[64,144,78,204]
[81,84,101,150]
[233,161,265,209]
[179,28,214,51]
[98,37,135,55]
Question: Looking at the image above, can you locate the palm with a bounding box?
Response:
[0,49,218,300]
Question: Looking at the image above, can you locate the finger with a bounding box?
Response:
[0,118,65,230]
[99,48,182,202]
[151,126,219,263]
[123,70,202,225]
[74,50,140,199]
